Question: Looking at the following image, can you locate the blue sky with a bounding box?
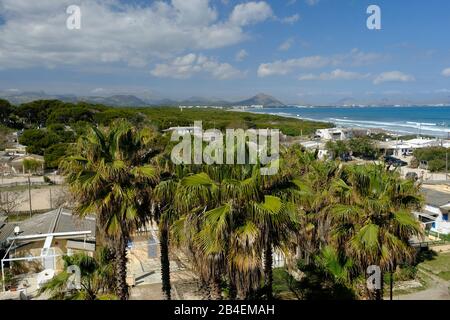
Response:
[1,0,450,104]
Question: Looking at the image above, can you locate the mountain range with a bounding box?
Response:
[1,90,450,107]
[0,91,286,108]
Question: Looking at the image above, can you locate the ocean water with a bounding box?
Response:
[250,106,450,138]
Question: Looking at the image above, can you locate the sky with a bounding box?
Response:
[1,0,450,104]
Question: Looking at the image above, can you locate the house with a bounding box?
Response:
[378,138,441,157]
[315,128,354,141]
[414,187,450,235]
[1,208,96,290]
[162,126,200,136]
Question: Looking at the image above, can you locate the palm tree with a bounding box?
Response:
[253,195,297,299]
[172,164,263,299]
[329,164,423,299]
[39,248,116,300]
[60,121,159,300]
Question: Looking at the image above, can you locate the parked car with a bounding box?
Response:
[384,156,407,167]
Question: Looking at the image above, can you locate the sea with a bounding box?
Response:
[250,106,450,138]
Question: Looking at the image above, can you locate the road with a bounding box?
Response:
[395,269,450,300]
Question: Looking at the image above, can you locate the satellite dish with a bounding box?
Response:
[14,226,20,235]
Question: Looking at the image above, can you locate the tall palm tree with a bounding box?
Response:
[172,164,263,299]
[329,164,423,299]
[60,121,159,300]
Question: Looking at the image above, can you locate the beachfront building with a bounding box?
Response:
[378,138,442,157]
[414,187,450,235]
[315,128,354,141]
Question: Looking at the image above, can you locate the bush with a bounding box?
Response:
[428,159,447,172]
[409,157,419,169]
[44,143,69,169]
[348,137,378,159]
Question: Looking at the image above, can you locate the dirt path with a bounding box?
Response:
[395,269,450,300]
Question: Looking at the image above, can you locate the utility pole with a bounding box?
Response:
[49,187,53,210]
[446,151,448,181]
[27,175,32,218]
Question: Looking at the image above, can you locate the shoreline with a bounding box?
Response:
[230,108,404,137]
[232,107,450,138]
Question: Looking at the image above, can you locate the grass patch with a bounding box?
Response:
[418,252,450,281]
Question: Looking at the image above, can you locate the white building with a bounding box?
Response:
[415,187,450,235]
[315,128,354,141]
[378,138,442,157]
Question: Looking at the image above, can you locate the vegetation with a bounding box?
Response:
[347,137,379,159]
[1,98,427,301]
[0,125,13,150]
[1,99,331,172]
[326,137,378,160]
[419,252,450,281]
[413,147,449,172]
[55,121,424,301]
[39,248,117,300]
[60,121,161,300]
[23,158,42,174]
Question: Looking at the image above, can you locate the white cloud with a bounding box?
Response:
[442,68,450,77]
[91,88,106,94]
[305,0,320,6]
[258,56,330,77]
[151,53,244,80]
[235,49,248,61]
[281,14,300,25]
[298,69,369,81]
[229,1,273,26]
[373,71,415,85]
[0,0,273,69]
[257,49,383,77]
[435,88,450,93]
[278,38,294,51]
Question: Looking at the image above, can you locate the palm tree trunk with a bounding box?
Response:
[115,237,129,300]
[210,276,222,300]
[375,270,384,301]
[160,224,171,300]
[264,241,273,300]
[389,270,394,300]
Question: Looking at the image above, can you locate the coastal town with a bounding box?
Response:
[1,101,449,300]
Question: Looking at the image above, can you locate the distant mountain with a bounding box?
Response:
[234,93,286,107]
[80,95,148,107]
[0,91,288,108]
[178,96,230,106]
[0,91,149,107]
[3,90,450,108]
